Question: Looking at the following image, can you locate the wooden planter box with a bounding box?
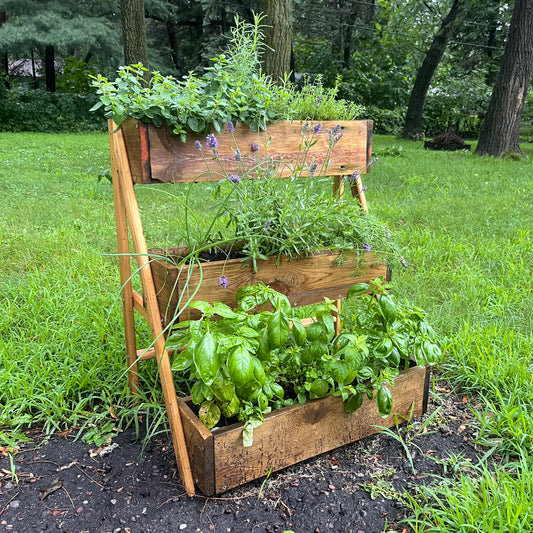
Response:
[177,364,430,496]
[120,119,373,185]
[149,248,389,325]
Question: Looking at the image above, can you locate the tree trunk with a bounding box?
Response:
[475,0,533,157]
[166,21,182,72]
[401,0,463,139]
[120,0,149,69]
[259,0,293,83]
[44,45,56,93]
[343,1,359,69]
[0,11,9,88]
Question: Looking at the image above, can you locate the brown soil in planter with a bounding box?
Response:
[0,384,492,533]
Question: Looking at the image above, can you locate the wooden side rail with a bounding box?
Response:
[120,119,373,184]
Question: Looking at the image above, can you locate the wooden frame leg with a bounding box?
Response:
[109,122,196,497]
[110,132,139,394]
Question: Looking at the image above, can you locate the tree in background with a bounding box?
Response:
[0,10,8,88]
[401,0,464,139]
[120,0,149,68]
[0,0,119,92]
[259,0,292,83]
[475,0,533,157]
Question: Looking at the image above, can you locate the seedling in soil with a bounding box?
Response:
[373,404,442,474]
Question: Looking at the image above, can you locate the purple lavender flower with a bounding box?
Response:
[206,134,218,149]
[229,174,241,184]
[315,95,323,106]
[308,162,318,178]
[362,243,372,251]
[226,121,235,133]
[218,275,229,289]
[362,185,368,191]
[328,125,343,146]
[348,170,361,184]
[262,219,272,232]
[234,149,241,162]
[302,121,310,133]
[251,142,260,152]
[194,140,202,150]
[313,123,322,134]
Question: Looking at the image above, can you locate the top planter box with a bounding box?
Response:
[120,119,373,184]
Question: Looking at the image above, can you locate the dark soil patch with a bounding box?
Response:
[0,386,486,533]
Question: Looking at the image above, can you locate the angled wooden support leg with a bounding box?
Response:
[110,128,139,394]
[109,122,196,497]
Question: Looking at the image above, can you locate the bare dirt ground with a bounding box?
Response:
[0,386,484,533]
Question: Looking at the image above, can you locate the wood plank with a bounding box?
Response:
[211,365,428,494]
[177,397,215,496]
[109,121,139,393]
[149,249,387,325]
[120,120,145,184]
[119,120,371,183]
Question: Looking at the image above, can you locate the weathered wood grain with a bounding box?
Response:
[121,119,373,184]
[176,365,429,495]
[149,249,387,326]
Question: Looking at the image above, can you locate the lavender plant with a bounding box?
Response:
[174,121,407,273]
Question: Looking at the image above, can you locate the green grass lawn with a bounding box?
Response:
[0,131,532,530]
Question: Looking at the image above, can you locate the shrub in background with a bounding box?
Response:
[0,88,106,132]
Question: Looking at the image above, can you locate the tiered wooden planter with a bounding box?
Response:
[109,118,429,497]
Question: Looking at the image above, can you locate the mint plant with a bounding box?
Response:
[91,15,363,141]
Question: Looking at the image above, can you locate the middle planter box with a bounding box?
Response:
[149,248,389,326]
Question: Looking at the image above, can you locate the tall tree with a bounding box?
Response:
[475,0,533,157]
[401,0,464,139]
[259,0,292,83]
[120,0,149,68]
[0,0,119,92]
[0,11,8,87]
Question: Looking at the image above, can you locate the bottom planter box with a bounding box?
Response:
[177,364,430,496]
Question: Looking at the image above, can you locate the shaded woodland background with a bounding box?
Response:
[0,0,532,155]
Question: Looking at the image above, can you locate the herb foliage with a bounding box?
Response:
[91,15,364,141]
[167,279,440,442]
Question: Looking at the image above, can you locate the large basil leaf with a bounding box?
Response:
[267,311,289,349]
[378,294,397,323]
[198,400,221,429]
[345,392,363,413]
[193,332,219,385]
[227,346,254,388]
[376,385,393,418]
[291,318,307,346]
